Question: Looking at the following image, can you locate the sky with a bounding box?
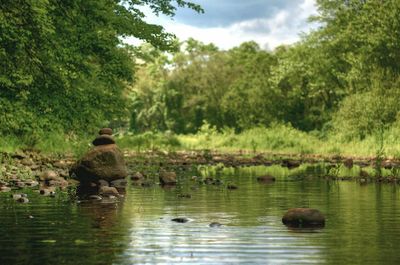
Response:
[128,0,319,50]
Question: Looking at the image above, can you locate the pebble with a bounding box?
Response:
[178,193,192,199]
[25,180,39,187]
[209,222,222,227]
[0,186,11,192]
[88,195,102,201]
[131,172,144,180]
[171,217,190,223]
[99,186,119,197]
[17,197,29,203]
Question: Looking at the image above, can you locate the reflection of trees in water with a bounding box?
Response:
[77,199,131,264]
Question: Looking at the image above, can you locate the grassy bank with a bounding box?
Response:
[118,124,400,159]
[0,132,91,157]
[1,124,399,159]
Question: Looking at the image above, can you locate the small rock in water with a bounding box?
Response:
[49,191,56,197]
[359,178,367,184]
[282,208,325,228]
[213,179,223,185]
[92,135,115,146]
[12,194,22,200]
[204,177,214,185]
[257,175,276,183]
[39,188,52,196]
[209,222,222,227]
[141,181,153,188]
[99,186,119,197]
[88,195,102,201]
[131,172,144,181]
[227,184,238,190]
[177,193,192,199]
[110,178,127,188]
[171,217,190,223]
[159,170,177,185]
[17,197,29,203]
[99,128,113,135]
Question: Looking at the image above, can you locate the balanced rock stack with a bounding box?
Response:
[70,128,127,184]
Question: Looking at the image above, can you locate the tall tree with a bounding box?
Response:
[0,0,202,137]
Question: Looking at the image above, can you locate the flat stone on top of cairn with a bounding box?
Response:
[99,128,113,135]
[92,134,115,146]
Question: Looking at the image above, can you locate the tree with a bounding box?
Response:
[0,0,202,138]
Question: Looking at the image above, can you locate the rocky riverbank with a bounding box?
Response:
[1,148,400,197]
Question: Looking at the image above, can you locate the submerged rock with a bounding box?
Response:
[256,175,276,183]
[177,193,192,199]
[141,181,154,188]
[227,184,238,190]
[282,208,325,228]
[209,222,222,227]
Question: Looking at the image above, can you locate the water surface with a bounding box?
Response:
[1,172,400,264]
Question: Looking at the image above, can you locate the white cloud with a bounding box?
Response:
[125,0,318,50]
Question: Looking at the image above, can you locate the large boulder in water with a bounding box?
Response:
[282,208,325,228]
[70,144,127,183]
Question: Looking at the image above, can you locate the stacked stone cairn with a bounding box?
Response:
[70,128,128,197]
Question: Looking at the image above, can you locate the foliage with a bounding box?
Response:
[0,0,202,140]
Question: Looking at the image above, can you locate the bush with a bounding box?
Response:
[332,89,400,140]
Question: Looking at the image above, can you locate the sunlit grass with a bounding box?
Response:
[1,124,400,159]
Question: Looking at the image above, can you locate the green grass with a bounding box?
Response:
[0,132,91,158]
[118,124,400,158]
[1,124,400,159]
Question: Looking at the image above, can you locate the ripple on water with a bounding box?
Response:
[1,177,400,264]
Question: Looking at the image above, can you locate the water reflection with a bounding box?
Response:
[1,168,400,264]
